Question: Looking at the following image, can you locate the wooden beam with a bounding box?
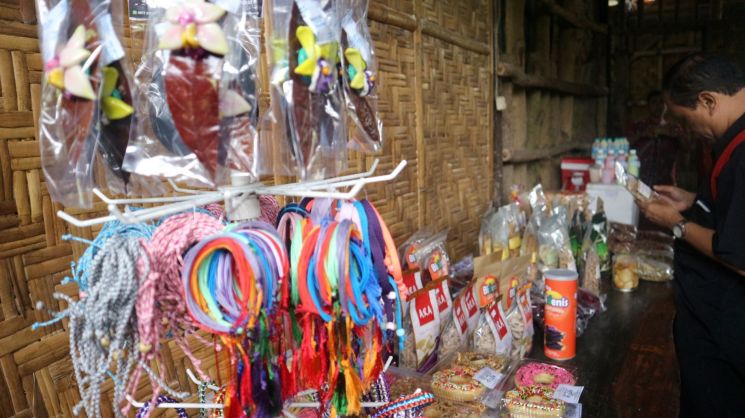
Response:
[367,3,489,55]
[502,141,590,164]
[537,0,608,34]
[367,2,417,32]
[497,62,608,96]
[420,19,490,55]
[631,46,701,61]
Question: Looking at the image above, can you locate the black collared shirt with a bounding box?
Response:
[675,111,745,364]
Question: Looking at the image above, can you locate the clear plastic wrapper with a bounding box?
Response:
[609,222,637,245]
[633,250,673,282]
[498,360,579,418]
[613,254,639,291]
[528,184,549,219]
[449,255,474,293]
[339,0,382,153]
[125,0,261,186]
[580,244,601,296]
[37,0,105,207]
[637,230,674,246]
[615,161,659,202]
[587,199,609,272]
[471,300,513,358]
[412,230,451,283]
[633,239,674,254]
[265,0,348,180]
[399,227,435,270]
[479,205,498,256]
[537,213,576,273]
[520,216,539,259]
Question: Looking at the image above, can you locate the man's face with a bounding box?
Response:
[664,95,717,139]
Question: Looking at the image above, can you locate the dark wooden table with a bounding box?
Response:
[530,278,679,418]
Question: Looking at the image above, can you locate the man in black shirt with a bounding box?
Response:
[638,54,745,417]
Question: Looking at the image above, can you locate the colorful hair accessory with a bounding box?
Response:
[136,396,188,418]
[371,391,435,418]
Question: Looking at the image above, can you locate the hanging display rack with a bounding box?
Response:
[57,159,407,227]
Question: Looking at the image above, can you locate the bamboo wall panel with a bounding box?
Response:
[0,0,495,415]
[420,32,492,258]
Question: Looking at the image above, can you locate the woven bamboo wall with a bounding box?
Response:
[0,0,495,416]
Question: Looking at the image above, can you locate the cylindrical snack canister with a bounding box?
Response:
[544,269,577,360]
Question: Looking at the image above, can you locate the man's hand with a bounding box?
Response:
[654,185,696,212]
[637,198,685,230]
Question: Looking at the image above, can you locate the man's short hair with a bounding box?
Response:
[663,53,745,108]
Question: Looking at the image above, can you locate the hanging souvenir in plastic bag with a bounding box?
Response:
[125,0,259,186]
[37,0,103,207]
[339,0,382,153]
[267,0,348,180]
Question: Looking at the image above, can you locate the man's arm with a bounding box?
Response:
[638,198,745,276]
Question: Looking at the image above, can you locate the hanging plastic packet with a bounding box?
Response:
[472,300,513,357]
[37,0,104,207]
[616,161,659,202]
[409,286,441,372]
[411,230,450,284]
[125,0,259,186]
[266,0,348,180]
[399,227,435,271]
[516,282,534,357]
[437,292,466,363]
[528,184,549,219]
[479,205,497,256]
[520,215,539,259]
[537,213,576,272]
[588,198,610,272]
[87,0,141,196]
[338,0,382,153]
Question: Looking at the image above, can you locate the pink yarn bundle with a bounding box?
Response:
[128,213,223,414]
[258,195,280,225]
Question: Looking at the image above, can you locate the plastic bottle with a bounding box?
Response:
[602,154,615,184]
[628,150,639,177]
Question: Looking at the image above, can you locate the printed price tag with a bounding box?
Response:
[565,402,582,418]
[473,367,504,390]
[128,0,149,20]
[552,384,584,404]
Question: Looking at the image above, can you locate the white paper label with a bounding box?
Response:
[41,0,69,62]
[552,384,584,404]
[473,367,503,390]
[296,0,335,44]
[565,403,583,418]
[486,302,513,356]
[95,14,125,65]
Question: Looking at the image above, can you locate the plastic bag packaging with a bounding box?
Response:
[633,239,674,253]
[537,213,576,272]
[616,161,659,202]
[399,227,435,270]
[472,300,513,357]
[499,360,579,418]
[412,230,450,283]
[125,0,261,187]
[581,244,601,296]
[609,222,638,251]
[265,0,348,180]
[637,230,674,246]
[528,184,549,219]
[633,250,673,282]
[338,0,382,153]
[37,0,105,207]
[520,215,539,259]
[479,205,498,256]
[613,254,639,291]
[588,199,610,272]
[450,255,474,294]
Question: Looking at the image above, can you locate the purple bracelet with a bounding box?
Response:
[136,395,188,418]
